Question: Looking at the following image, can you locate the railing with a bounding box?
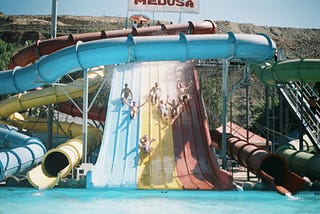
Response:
[279,82,320,151]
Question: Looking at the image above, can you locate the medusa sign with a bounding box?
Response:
[128,0,200,14]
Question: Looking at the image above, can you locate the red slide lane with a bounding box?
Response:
[9,20,217,69]
[172,66,233,190]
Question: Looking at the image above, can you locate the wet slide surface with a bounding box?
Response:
[172,64,232,190]
[137,61,182,189]
[91,64,141,188]
[91,61,232,190]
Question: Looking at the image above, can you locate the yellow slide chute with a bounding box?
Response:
[27,127,102,190]
[0,69,104,190]
[137,62,182,190]
[0,70,104,120]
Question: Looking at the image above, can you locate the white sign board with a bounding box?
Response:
[128,0,200,14]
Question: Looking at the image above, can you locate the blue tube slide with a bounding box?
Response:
[0,126,46,182]
[0,32,276,95]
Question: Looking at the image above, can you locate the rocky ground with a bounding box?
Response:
[0,14,319,59]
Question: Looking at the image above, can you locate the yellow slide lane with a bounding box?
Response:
[137,62,182,190]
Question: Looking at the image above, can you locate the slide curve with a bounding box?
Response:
[212,122,305,195]
[0,69,103,188]
[0,125,46,182]
[2,22,214,186]
[0,33,276,95]
[276,144,320,181]
[8,20,217,69]
[251,59,320,86]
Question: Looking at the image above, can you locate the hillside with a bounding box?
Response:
[0,14,319,59]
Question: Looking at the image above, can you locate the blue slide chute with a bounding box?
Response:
[0,33,276,95]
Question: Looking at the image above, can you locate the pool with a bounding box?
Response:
[0,188,319,214]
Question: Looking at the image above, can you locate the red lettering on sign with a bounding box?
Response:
[158,0,166,6]
[148,0,157,5]
[134,0,195,8]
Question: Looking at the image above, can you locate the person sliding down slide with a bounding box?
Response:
[120,83,133,104]
[149,82,162,105]
[125,98,148,119]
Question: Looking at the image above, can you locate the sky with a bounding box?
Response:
[1,0,319,29]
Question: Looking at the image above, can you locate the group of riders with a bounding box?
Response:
[120,79,192,153]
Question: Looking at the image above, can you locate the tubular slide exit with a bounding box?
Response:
[0,125,46,182]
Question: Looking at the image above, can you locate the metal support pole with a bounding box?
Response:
[299,90,304,150]
[245,66,250,181]
[279,87,284,144]
[271,88,276,152]
[47,0,58,148]
[82,69,89,163]
[221,60,229,170]
[51,0,58,38]
[265,87,270,151]
[245,66,250,141]
[47,104,53,149]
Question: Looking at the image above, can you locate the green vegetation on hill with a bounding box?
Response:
[0,39,13,70]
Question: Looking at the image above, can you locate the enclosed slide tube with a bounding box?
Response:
[57,101,106,123]
[0,70,103,119]
[0,126,46,182]
[27,127,102,189]
[276,144,320,181]
[8,20,217,69]
[7,113,85,139]
[251,59,320,86]
[0,33,276,95]
[212,128,305,195]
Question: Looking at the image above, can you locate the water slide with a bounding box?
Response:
[0,125,46,182]
[0,21,215,188]
[136,61,183,189]
[251,59,320,86]
[57,100,106,123]
[89,61,232,190]
[8,21,217,69]
[0,70,103,188]
[251,59,320,183]
[89,63,142,188]
[211,122,305,195]
[276,144,320,181]
[27,127,102,189]
[0,70,103,119]
[6,21,216,123]
[0,33,275,95]
[0,32,276,190]
[171,64,233,190]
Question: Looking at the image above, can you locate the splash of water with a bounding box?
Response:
[285,192,299,200]
[234,183,243,191]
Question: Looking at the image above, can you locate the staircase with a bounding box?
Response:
[278,81,320,151]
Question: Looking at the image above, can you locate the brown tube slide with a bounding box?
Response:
[57,101,106,123]
[211,127,305,195]
[8,20,217,69]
